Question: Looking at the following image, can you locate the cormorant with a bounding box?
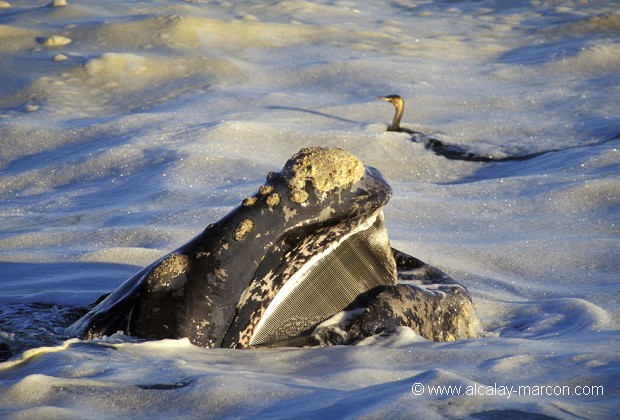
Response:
[378,94,537,162]
[378,94,414,134]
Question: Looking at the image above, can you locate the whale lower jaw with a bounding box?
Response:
[248,211,397,347]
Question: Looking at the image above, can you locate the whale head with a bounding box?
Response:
[68,147,398,348]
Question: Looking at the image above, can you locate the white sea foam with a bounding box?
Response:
[0,0,618,418]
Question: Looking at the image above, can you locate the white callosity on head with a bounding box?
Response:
[283,147,365,203]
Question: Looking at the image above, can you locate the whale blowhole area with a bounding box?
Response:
[283,147,365,203]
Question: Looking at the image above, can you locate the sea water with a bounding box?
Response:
[0,0,618,418]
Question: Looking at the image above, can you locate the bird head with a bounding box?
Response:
[377,94,404,108]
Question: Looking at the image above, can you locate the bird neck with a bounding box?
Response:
[390,101,404,131]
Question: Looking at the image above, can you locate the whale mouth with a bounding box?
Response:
[247,211,397,347]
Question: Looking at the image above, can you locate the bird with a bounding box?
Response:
[377,94,415,134]
[378,94,464,155]
[377,94,536,163]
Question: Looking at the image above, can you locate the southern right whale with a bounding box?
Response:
[67,146,481,348]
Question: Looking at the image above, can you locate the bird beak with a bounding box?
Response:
[377,96,390,101]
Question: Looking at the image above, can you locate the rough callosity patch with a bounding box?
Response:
[242,196,257,206]
[259,185,274,195]
[289,189,309,204]
[283,147,365,203]
[146,253,189,291]
[233,218,254,241]
[265,193,281,208]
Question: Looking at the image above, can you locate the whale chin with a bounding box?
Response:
[246,210,396,347]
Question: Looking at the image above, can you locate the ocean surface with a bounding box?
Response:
[1,0,619,418]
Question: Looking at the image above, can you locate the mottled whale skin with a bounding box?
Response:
[68,147,481,348]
